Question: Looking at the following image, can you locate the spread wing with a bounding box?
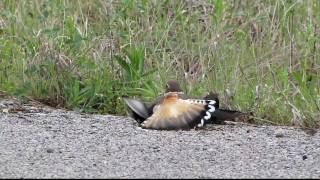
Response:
[123,97,150,120]
[141,99,216,130]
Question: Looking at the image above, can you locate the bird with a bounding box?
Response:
[123,80,247,130]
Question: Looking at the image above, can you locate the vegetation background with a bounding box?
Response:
[0,0,319,128]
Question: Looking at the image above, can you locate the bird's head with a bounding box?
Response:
[165,80,182,93]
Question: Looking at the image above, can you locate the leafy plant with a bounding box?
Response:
[115,46,158,98]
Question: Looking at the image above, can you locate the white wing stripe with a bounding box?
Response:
[197,118,205,127]
[209,100,216,105]
[208,104,215,112]
[204,111,211,120]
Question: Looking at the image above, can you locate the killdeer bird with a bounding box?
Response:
[123,80,246,130]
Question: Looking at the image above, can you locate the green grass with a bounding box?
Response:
[0,0,319,128]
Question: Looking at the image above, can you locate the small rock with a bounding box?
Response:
[275,129,285,138]
[302,155,308,160]
[46,148,54,153]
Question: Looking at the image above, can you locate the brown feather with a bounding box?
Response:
[141,92,206,130]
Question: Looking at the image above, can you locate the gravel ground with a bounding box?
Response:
[0,99,319,178]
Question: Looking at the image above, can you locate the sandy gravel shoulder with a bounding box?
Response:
[0,98,319,178]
